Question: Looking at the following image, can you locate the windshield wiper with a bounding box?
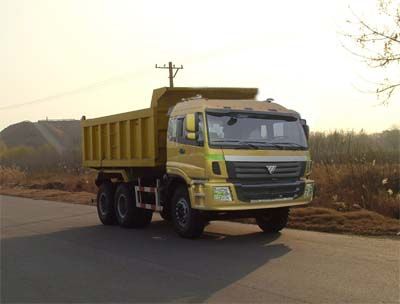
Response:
[249,142,284,150]
[210,139,306,150]
[237,141,259,149]
[210,139,259,149]
[272,142,307,149]
[211,139,288,150]
[210,139,240,143]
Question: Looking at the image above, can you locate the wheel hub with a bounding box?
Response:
[99,193,108,215]
[175,198,189,227]
[117,195,128,218]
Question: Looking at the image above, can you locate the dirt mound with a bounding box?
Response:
[0,120,80,151]
[0,121,47,148]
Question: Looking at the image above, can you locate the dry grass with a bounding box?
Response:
[23,170,98,193]
[0,167,98,206]
[0,166,27,185]
[0,187,95,205]
[239,207,399,236]
[288,207,399,236]
[0,167,97,205]
[310,163,399,219]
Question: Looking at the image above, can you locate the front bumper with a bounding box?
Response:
[189,179,314,211]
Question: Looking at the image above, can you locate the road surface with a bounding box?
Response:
[1,195,399,303]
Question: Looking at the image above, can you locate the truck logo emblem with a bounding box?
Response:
[266,165,277,174]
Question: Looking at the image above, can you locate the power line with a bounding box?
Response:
[0,72,142,111]
[155,61,183,88]
[0,38,274,112]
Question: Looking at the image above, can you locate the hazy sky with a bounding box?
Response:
[1,0,399,133]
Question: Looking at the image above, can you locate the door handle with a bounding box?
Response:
[179,148,185,154]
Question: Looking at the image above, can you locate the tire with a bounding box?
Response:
[171,185,205,238]
[256,207,289,233]
[114,183,153,228]
[96,182,117,225]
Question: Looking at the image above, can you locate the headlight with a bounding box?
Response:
[213,186,232,201]
[304,183,314,198]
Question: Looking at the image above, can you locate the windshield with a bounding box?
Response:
[206,111,308,150]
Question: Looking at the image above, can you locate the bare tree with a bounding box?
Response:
[344,0,400,104]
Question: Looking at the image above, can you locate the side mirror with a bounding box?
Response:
[185,113,196,132]
[300,119,309,140]
[303,125,309,140]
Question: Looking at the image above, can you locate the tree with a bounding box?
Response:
[344,0,400,104]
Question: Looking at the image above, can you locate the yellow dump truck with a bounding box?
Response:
[82,87,314,238]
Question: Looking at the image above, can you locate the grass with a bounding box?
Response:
[0,187,95,205]
[0,166,26,185]
[0,166,97,193]
[288,207,399,236]
[238,207,400,236]
[310,163,399,219]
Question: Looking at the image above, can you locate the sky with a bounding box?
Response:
[1,0,399,133]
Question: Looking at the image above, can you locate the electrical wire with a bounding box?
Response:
[0,71,143,111]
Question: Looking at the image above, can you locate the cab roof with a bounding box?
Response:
[153,87,297,117]
[171,98,294,115]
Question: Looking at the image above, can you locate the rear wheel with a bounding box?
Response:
[114,183,153,228]
[171,186,205,238]
[255,207,289,233]
[96,182,117,225]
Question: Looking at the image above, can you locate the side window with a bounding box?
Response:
[197,113,204,143]
[167,118,178,141]
[176,117,184,140]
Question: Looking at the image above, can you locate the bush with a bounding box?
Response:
[0,166,26,185]
[311,163,399,219]
[309,128,399,164]
[0,144,81,172]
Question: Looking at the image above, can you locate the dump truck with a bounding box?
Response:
[81,87,314,238]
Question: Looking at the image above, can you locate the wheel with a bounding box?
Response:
[255,207,289,233]
[96,182,117,225]
[114,183,153,228]
[171,185,205,238]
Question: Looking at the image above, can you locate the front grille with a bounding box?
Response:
[226,161,306,202]
[235,181,305,202]
[226,161,305,181]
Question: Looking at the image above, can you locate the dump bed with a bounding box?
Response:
[81,87,258,169]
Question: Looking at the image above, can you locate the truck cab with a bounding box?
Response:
[164,96,314,236]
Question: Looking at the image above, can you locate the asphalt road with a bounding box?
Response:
[1,195,399,303]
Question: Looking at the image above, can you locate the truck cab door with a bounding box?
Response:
[167,113,205,179]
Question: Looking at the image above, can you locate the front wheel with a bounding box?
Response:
[255,207,289,233]
[171,186,205,238]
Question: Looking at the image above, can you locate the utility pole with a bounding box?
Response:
[155,61,183,88]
